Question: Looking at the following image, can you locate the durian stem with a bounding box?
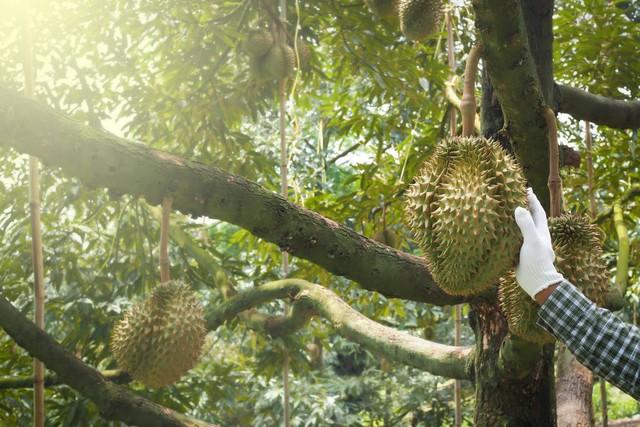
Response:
[446,10,457,137]
[445,77,481,134]
[160,196,173,283]
[585,122,597,218]
[544,108,562,217]
[461,44,482,138]
[20,5,45,426]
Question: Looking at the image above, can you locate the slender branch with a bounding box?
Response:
[461,45,482,137]
[206,279,474,380]
[0,88,463,305]
[160,196,173,282]
[613,204,630,297]
[0,294,216,427]
[0,370,130,390]
[555,84,640,129]
[595,186,640,224]
[544,108,562,217]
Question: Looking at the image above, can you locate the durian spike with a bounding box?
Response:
[544,108,562,217]
[461,44,482,137]
[160,196,173,283]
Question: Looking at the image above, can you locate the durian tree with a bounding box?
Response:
[0,0,639,426]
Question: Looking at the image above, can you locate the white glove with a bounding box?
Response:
[514,188,564,299]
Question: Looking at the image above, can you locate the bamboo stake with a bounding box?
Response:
[160,196,173,282]
[278,1,290,425]
[20,4,45,426]
[446,8,462,427]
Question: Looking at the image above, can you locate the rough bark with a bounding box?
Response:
[0,88,462,306]
[556,344,595,427]
[471,0,558,425]
[555,84,640,129]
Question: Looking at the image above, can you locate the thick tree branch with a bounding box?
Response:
[472,0,550,207]
[0,295,216,427]
[0,370,130,390]
[0,89,461,306]
[206,279,474,380]
[555,84,640,129]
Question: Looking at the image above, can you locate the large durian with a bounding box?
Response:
[498,213,608,343]
[398,0,444,41]
[242,29,274,58]
[405,136,527,296]
[257,43,296,80]
[110,280,207,388]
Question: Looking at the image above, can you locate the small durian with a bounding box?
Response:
[110,280,207,388]
[405,136,527,296]
[398,0,444,41]
[242,29,274,58]
[259,43,296,80]
[498,272,555,344]
[373,228,400,249]
[550,214,608,305]
[365,0,400,22]
[498,214,608,343]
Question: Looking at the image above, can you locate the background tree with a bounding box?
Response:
[0,0,639,425]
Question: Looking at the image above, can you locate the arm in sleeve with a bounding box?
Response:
[537,280,640,400]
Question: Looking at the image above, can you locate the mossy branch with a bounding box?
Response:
[0,370,130,390]
[555,84,640,130]
[471,0,550,206]
[0,294,216,427]
[207,279,474,380]
[0,89,462,306]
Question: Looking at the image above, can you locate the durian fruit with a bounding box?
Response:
[374,228,400,249]
[365,0,400,22]
[498,213,608,343]
[550,214,608,305]
[405,136,527,296]
[259,43,296,80]
[242,29,275,58]
[498,272,555,344]
[398,0,444,41]
[110,280,207,388]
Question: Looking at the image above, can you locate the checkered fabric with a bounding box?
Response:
[537,280,640,400]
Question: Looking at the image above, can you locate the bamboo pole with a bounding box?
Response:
[544,109,562,217]
[160,196,173,282]
[20,4,45,426]
[446,8,462,427]
[278,1,290,425]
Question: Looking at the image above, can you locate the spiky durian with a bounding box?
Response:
[258,43,296,80]
[498,213,608,343]
[365,0,400,22]
[550,214,608,305]
[374,228,400,249]
[405,136,527,296]
[498,272,555,344]
[110,280,207,388]
[398,0,444,41]
[242,29,274,58]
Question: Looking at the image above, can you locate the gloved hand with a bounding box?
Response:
[514,188,564,299]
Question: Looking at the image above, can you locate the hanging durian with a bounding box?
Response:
[365,0,400,22]
[242,29,275,58]
[499,213,608,343]
[405,136,528,296]
[398,0,444,40]
[110,281,207,388]
[258,43,296,80]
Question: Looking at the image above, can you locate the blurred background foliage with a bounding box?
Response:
[0,0,638,425]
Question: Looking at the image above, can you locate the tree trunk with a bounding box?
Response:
[472,1,558,425]
[556,344,594,427]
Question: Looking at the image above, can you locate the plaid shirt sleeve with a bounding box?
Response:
[537,280,640,400]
